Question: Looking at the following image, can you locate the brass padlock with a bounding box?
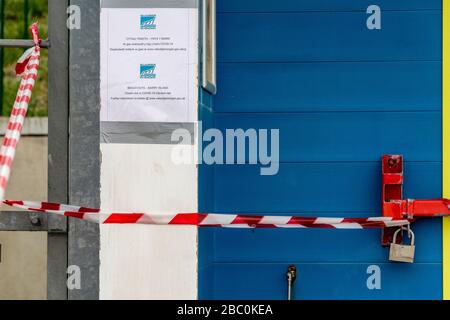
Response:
[389,227,415,263]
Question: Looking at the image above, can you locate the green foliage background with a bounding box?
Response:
[1,0,48,116]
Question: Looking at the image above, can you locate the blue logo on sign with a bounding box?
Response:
[140,64,156,79]
[141,15,156,29]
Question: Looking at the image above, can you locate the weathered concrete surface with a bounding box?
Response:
[0,117,48,212]
[0,231,47,300]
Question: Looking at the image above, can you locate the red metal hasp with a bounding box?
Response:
[381,155,450,246]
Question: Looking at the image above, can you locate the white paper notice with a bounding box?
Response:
[100,8,197,122]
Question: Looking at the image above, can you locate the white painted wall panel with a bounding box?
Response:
[99,144,198,300]
[99,1,199,299]
[100,225,197,300]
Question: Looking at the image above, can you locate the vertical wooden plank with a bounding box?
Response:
[443,0,450,301]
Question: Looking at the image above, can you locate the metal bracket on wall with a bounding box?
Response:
[0,211,47,231]
[382,154,450,246]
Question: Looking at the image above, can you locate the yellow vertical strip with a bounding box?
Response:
[444,0,450,301]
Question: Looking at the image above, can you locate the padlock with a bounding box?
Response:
[389,227,415,263]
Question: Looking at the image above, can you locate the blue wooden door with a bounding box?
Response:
[199,0,443,299]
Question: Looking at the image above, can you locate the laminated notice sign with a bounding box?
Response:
[100,7,197,123]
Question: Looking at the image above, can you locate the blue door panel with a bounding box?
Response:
[211,263,442,300]
[214,162,442,213]
[215,62,441,113]
[199,0,442,299]
[218,1,441,13]
[215,112,441,162]
[199,265,215,300]
[212,219,441,263]
[217,11,441,62]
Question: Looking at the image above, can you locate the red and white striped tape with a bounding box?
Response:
[0,23,40,201]
[0,23,413,230]
[3,200,410,229]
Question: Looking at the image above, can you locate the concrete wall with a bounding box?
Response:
[0,231,47,300]
[0,117,48,211]
[0,117,48,299]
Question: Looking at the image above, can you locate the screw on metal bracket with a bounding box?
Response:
[29,212,41,226]
[387,157,399,168]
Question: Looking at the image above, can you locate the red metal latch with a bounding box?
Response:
[381,155,450,246]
